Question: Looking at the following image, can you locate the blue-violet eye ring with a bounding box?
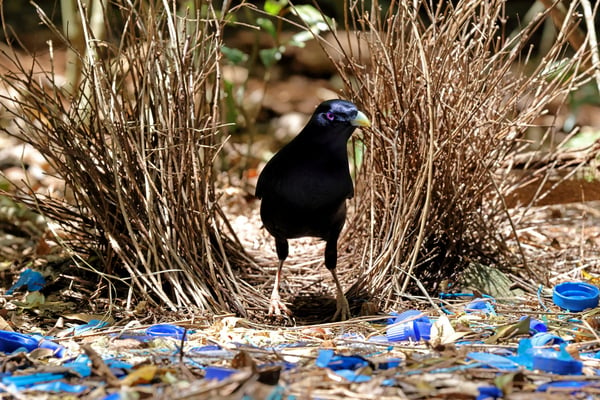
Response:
[326,112,335,120]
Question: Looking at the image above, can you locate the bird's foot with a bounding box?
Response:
[331,294,351,321]
[268,296,292,317]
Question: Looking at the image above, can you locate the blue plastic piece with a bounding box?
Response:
[508,338,534,369]
[334,369,372,382]
[36,337,66,358]
[387,320,431,341]
[62,319,110,337]
[467,352,520,371]
[315,349,369,371]
[2,372,65,388]
[537,380,593,392]
[368,335,389,343]
[519,316,547,334]
[476,386,503,400]
[6,269,46,295]
[146,324,187,341]
[553,282,600,312]
[204,366,237,381]
[0,330,39,353]
[63,356,92,377]
[189,345,233,358]
[465,298,495,314]
[530,332,565,347]
[532,345,583,375]
[373,357,401,370]
[387,310,424,324]
[26,381,88,393]
[101,393,122,400]
[386,310,431,342]
[0,330,65,358]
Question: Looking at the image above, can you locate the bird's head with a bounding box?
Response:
[309,100,371,139]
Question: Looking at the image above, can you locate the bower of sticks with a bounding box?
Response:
[0,0,599,325]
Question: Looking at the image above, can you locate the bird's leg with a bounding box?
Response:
[330,268,351,321]
[269,238,291,316]
[325,236,351,321]
[268,259,291,316]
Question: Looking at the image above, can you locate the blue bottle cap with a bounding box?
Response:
[145,324,186,340]
[387,320,432,342]
[553,282,599,312]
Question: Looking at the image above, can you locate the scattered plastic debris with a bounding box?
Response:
[0,283,599,398]
[6,268,45,295]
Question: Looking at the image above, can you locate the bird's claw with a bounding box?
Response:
[331,294,351,321]
[268,297,292,317]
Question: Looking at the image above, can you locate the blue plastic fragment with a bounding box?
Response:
[63,355,92,377]
[387,310,424,324]
[530,332,565,347]
[334,369,372,382]
[508,338,534,369]
[2,372,65,389]
[315,349,369,371]
[26,381,88,393]
[386,310,432,342]
[537,380,594,392]
[467,352,520,371]
[0,330,65,358]
[146,324,187,341]
[62,319,110,337]
[532,345,583,375]
[112,334,156,342]
[104,358,133,372]
[465,298,496,315]
[0,330,40,353]
[34,336,66,358]
[189,345,233,358]
[315,349,335,368]
[476,386,503,400]
[368,335,389,343]
[101,393,122,400]
[373,357,401,370]
[519,316,547,334]
[204,366,237,381]
[6,269,46,295]
[553,281,600,312]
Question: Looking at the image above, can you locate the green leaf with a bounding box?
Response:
[257,17,276,38]
[485,317,531,344]
[291,4,334,32]
[221,46,248,65]
[290,31,314,47]
[259,47,283,68]
[264,0,287,16]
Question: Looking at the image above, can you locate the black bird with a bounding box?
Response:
[255,99,370,320]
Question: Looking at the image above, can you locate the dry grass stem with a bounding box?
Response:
[319,0,594,308]
[0,0,268,314]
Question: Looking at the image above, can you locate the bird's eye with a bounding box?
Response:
[325,112,335,121]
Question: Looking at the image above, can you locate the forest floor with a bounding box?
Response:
[1,46,600,399]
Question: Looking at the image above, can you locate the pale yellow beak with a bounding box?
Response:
[351,110,371,127]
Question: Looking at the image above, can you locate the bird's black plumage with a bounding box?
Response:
[256,99,370,320]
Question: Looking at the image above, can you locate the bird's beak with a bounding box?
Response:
[351,111,371,128]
